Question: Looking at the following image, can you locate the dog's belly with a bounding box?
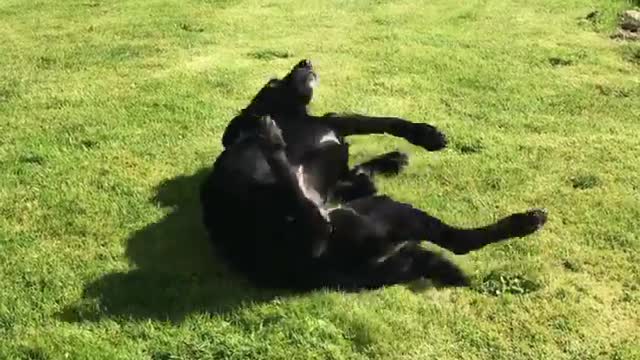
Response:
[280,125,347,222]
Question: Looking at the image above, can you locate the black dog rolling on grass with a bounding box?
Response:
[199,60,548,291]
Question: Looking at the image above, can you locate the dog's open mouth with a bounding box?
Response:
[288,59,318,95]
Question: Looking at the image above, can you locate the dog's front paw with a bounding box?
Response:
[406,123,447,151]
[258,116,286,149]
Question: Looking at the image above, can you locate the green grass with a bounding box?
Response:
[1,0,639,358]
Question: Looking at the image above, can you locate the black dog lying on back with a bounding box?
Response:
[200,60,548,290]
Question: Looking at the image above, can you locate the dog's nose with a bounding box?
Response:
[297,59,313,69]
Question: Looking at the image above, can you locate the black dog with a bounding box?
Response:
[219,60,447,203]
[200,60,548,291]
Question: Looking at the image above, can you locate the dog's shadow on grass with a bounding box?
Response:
[60,168,286,323]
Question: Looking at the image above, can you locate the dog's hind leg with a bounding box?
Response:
[329,244,470,290]
[346,196,548,255]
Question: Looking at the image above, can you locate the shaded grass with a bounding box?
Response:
[1,0,640,359]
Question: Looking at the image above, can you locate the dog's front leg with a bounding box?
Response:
[317,113,447,152]
[257,116,332,257]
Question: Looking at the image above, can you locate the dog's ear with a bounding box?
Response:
[221,115,241,148]
[222,115,256,148]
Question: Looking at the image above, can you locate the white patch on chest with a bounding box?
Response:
[319,131,340,145]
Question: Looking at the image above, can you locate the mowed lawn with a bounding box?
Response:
[1,0,639,358]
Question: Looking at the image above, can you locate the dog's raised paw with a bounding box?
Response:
[258,116,286,148]
[407,124,448,151]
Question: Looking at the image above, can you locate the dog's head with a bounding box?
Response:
[222,60,318,147]
[245,59,318,116]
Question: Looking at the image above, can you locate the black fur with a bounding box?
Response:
[200,60,548,291]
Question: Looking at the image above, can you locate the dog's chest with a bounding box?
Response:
[281,122,341,148]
